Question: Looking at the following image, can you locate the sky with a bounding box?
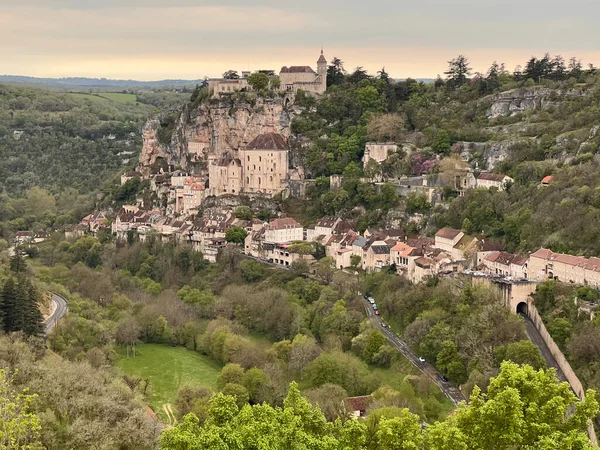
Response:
[2,0,600,80]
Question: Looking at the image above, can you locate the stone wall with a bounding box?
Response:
[526,301,598,445]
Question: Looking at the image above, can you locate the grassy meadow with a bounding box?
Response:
[116,344,222,415]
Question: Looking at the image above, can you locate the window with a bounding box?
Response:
[270,176,273,182]
[259,156,262,162]
[246,177,249,184]
[247,156,250,161]
[258,177,261,185]
[253,165,256,170]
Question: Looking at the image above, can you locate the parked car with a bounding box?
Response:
[375,310,380,316]
[418,356,426,363]
[440,375,449,382]
[381,322,387,328]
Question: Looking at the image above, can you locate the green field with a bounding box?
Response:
[98,92,138,103]
[116,344,222,415]
[66,92,138,104]
[66,92,110,103]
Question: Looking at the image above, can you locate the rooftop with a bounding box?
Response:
[268,217,302,230]
[280,66,316,74]
[245,133,289,151]
[478,172,508,182]
[435,227,463,240]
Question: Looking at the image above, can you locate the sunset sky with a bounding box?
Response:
[2,0,600,80]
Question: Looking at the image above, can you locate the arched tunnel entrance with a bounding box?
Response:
[516,301,528,316]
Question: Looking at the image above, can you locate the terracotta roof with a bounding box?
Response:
[268,218,302,230]
[391,242,418,258]
[435,227,463,240]
[478,172,508,182]
[530,248,553,260]
[344,396,372,413]
[415,257,432,268]
[245,133,289,151]
[280,66,316,74]
[486,251,517,265]
[541,175,554,184]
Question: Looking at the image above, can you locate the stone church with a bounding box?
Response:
[207,133,293,197]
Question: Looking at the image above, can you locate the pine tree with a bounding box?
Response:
[18,278,43,337]
[1,278,19,332]
[9,251,26,274]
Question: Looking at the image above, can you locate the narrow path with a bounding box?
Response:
[362,297,465,406]
[162,404,173,426]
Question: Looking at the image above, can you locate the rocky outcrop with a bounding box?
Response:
[138,98,295,174]
[485,87,586,119]
[454,140,532,170]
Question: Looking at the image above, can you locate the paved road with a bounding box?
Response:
[45,293,68,335]
[520,312,567,381]
[362,297,465,406]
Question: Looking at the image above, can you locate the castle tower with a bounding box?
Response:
[317,49,327,94]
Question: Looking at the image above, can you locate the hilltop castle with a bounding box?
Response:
[209,50,327,98]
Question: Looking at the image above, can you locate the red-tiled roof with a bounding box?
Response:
[530,248,553,259]
[541,175,554,184]
[245,133,289,151]
[435,227,463,240]
[486,251,516,265]
[344,396,372,413]
[268,218,302,230]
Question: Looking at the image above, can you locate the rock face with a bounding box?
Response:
[454,140,531,170]
[138,98,295,174]
[485,87,585,119]
[486,88,552,118]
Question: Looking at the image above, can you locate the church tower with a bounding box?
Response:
[317,49,327,94]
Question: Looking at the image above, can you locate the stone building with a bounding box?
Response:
[363,143,398,165]
[207,133,292,197]
[279,50,327,96]
[208,72,251,98]
[239,133,290,195]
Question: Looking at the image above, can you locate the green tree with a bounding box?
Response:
[444,55,471,89]
[225,226,248,244]
[217,363,245,390]
[494,340,546,370]
[234,206,253,220]
[239,259,265,282]
[0,369,42,449]
[247,73,270,91]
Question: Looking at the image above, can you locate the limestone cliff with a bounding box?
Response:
[485,87,586,118]
[138,98,295,174]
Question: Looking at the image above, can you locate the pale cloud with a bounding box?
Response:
[0,0,599,79]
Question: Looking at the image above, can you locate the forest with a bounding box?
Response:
[0,235,596,448]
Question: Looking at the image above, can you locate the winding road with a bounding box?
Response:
[44,293,68,335]
[362,297,465,406]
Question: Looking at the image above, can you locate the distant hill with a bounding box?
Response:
[0,75,204,89]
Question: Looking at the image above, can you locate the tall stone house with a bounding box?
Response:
[208,133,292,197]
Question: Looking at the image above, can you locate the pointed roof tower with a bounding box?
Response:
[317,48,327,65]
